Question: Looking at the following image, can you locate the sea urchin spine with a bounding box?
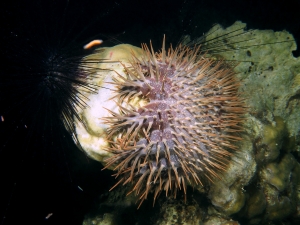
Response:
[103,36,245,207]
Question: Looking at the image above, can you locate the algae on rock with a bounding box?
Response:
[202,21,300,224]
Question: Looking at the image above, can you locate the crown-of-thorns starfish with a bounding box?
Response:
[102,36,245,208]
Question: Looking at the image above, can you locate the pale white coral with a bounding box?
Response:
[74,44,143,162]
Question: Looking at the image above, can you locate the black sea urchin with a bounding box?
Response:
[103,36,245,207]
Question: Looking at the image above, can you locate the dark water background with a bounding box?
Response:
[0,0,299,224]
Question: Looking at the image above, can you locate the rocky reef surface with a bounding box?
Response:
[77,21,300,225]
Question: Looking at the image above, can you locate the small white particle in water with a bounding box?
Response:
[45,213,53,219]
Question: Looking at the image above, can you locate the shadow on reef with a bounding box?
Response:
[83,185,209,225]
